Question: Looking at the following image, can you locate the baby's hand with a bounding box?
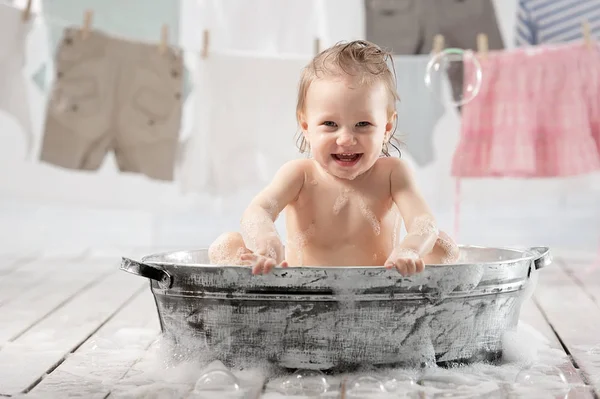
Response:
[384,248,425,276]
[240,236,288,275]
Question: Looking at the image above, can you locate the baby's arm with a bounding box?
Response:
[386,158,439,275]
[239,159,306,273]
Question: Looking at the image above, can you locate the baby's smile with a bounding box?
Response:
[332,153,363,166]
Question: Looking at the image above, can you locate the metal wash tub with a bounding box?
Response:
[120,246,551,371]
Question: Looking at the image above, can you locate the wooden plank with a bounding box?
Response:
[551,249,598,266]
[519,298,594,398]
[0,254,88,308]
[106,348,267,399]
[0,270,146,396]
[104,339,199,399]
[27,288,160,398]
[560,258,600,307]
[534,258,600,396]
[0,255,38,276]
[520,299,565,350]
[0,257,117,347]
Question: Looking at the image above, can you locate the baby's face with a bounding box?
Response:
[301,76,394,180]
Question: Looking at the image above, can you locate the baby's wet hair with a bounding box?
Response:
[295,40,402,157]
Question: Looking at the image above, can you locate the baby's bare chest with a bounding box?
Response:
[291,184,398,242]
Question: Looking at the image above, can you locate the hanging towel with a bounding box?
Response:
[0,4,33,159]
[393,55,445,167]
[203,0,320,54]
[452,43,600,178]
[516,0,600,46]
[179,51,308,196]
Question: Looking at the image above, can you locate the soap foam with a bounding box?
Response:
[87,307,580,399]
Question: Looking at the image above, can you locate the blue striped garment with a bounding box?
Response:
[516,0,600,46]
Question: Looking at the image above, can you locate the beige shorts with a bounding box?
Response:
[40,27,183,181]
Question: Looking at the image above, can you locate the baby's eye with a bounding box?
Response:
[356,121,371,127]
[322,121,337,127]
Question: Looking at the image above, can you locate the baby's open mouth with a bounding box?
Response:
[332,153,362,164]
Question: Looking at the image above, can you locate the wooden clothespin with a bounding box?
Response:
[81,10,93,39]
[201,30,210,59]
[159,25,169,55]
[339,377,346,399]
[432,34,445,54]
[583,19,593,49]
[477,33,489,60]
[314,38,321,55]
[22,0,32,22]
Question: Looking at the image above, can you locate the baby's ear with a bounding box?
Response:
[385,111,397,134]
[298,112,308,131]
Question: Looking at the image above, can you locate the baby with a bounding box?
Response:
[208,40,459,275]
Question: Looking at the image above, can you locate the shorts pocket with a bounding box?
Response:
[125,66,182,143]
[132,86,174,123]
[51,76,100,116]
[48,72,105,140]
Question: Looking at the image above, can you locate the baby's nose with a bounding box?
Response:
[336,131,356,145]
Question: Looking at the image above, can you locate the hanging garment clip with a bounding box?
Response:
[583,19,593,49]
[22,0,32,21]
[159,24,169,55]
[477,33,489,60]
[81,10,93,39]
[201,30,210,59]
[432,34,445,54]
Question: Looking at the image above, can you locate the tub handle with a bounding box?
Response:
[120,257,173,289]
[529,247,552,270]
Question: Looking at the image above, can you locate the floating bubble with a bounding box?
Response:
[345,375,387,398]
[193,369,241,393]
[279,369,329,396]
[384,373,417,395]
[515,364,570,397]
[418,369,481,390]
[588,344,600,355]
[424,48,482,106]
[515,364,568,384]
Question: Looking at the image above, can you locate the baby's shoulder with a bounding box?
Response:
[281,158,314,174]
[374,156,412,177]
[275,158,314,183]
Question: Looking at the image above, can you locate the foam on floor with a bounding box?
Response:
[101,317,588,398]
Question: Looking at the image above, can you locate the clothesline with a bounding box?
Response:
[0,0,332,57]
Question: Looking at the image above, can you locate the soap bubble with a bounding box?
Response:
[424,48,482,106]
[278,369,329,396]
[193,369,241,393]
[418,369,481,390]
[384,373,417,395]
[345,375,387,398]
[515,364,570,397]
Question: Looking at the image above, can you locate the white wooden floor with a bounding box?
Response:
[0,249,598,398]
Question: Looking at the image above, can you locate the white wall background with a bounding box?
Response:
[0,0,599,256]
